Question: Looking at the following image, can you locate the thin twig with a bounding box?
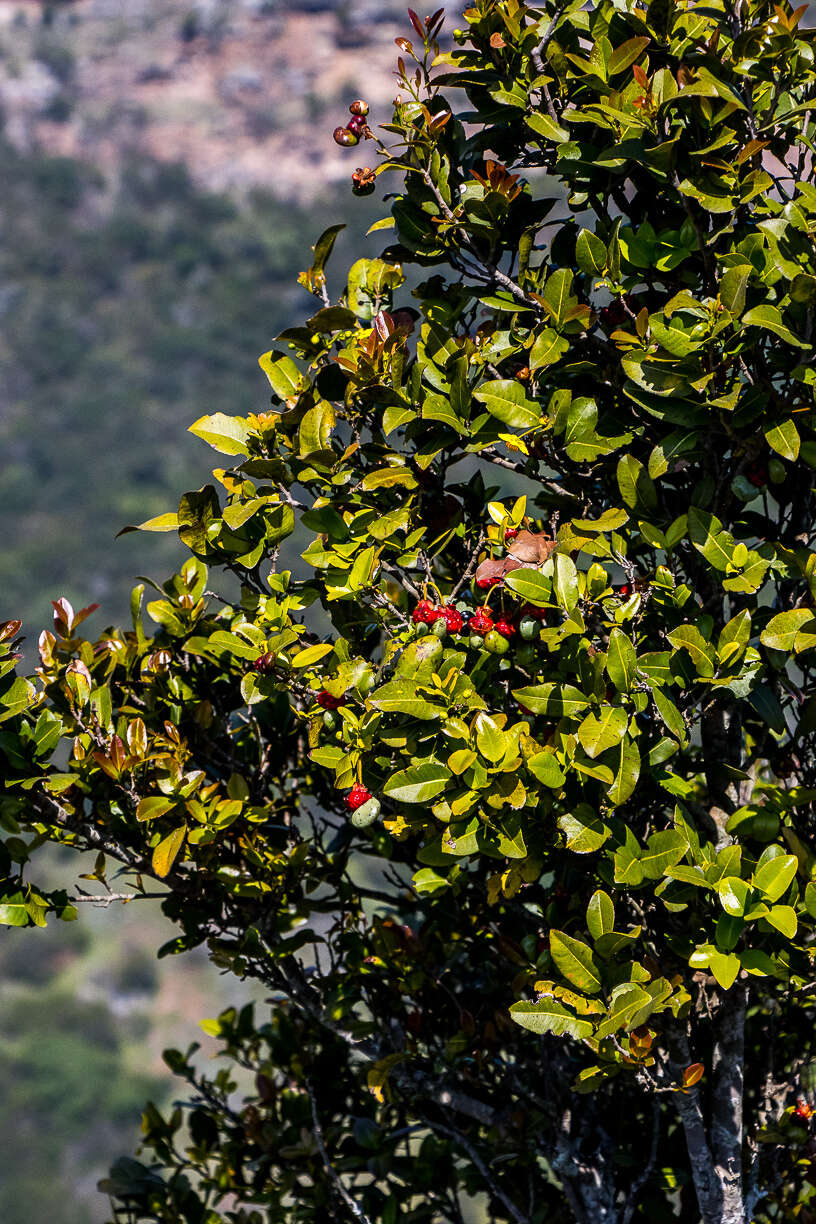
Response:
[426,1119,530,1224]
[69,891,165,906]
[450,532,486,599]
[306,1078,374,1224]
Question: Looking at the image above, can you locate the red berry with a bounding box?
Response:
[494,617,516,639]
[443,606,464,633]
[470,609,494,635]
[442,606,464,633]
[504,527,519,543]
[317,690,345,710]
[747,461,768,488]
[522,603,548,621]
[254,651,276,674]
[347,114,367,137]
[412,599,438,624]
[796,1100,814,1120]
[333,126,359,147]
[476,574,503,590]
[346,784,372,812]
[618,584,631,597]
[349,99,370,117]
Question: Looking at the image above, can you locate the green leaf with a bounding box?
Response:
[607,36,650,76]
[719,264,751,316]
[753,853,797,903]
[510,998,593,1039]
[607,629,637,692]
[764,418,800,461]
[743,304,809,348]
[512,683,589,717]
[382,761,452,804]
[716,876,750,917]
[116,510,179,539]
[617,453,657,511]
[553,553,579,611]
[577,707,628,758]
[527,752,566,788]
[152,825,187,879]
[473,379,542,430]
[0,892,31,927]
[718,610,752,664]
[529,327,569,369]
[575,229,607,276]
[652,687,687,743]
[586,890,615,941]
[708,951,741,990]
[370,681,444,721]
[474,713,506,763]
[667,625,715,677]
[639,829,688,880]
[542,268,575,326]
[688,506,734,571]
[606,737,641,807]
[525,113,570,143]
[550,930,602,994]
[761,609,816,653]
[558,807,611,853]
[189,413,251,456]
[361,467,418,491]
[258,351,302,400]
[299,400,335,457]
[310,223,346,276]
[208,631,262,661]
[765,905,797,937]
[136,796,176,823]
[504,567,551,604]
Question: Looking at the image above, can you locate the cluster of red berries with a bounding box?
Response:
[411,600,464,633]
[333,100,371,149]
[253,651,276,675]
[411,599,548,658]
[796,1100,815,1121]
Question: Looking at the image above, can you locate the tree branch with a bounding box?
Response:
[306,1078,373,1224]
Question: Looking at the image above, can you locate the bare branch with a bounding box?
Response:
[306,1078,373,1224]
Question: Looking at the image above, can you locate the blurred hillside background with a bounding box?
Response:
[0,1,456,1218]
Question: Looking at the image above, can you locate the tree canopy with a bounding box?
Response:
[4,0,816,1220]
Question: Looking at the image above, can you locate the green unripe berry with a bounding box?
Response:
[469,633,485,649]
[484,630,510,655]
[351,797,381,828]
[519,617,540,641]
[416,622,430,637]
[432,619,448,639]
[323,710,338,730]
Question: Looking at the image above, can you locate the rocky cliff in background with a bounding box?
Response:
[0,0,455,200]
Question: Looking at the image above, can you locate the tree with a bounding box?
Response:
[3,0,816,1219]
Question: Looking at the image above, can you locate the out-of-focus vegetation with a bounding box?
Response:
[0,134,378,636]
